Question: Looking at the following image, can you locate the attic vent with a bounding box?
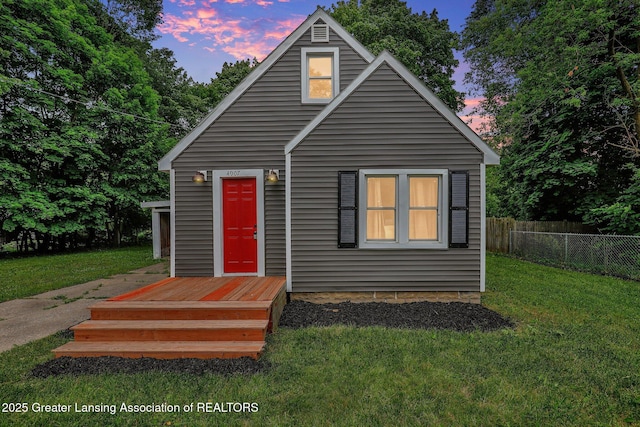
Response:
[311,24,329,43]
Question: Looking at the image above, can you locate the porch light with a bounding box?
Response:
[266,169,279,184]
[192,171,207,184]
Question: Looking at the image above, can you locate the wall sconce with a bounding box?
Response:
[266,169,279,184]
[192,170,207,184]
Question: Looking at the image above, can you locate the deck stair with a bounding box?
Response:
[53,277,286,360]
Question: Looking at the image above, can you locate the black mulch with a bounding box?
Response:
[32,354,270,378]
[32,300,513,378]
[279,300,514,332]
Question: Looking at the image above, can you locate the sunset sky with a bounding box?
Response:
[153,0,483,129]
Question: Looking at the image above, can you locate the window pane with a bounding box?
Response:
[367,210,395,240]
[367,177,396,208]
[308,79,332,99]
[409,210,438,240]
[308,56,332,77]
[410,177,439,207]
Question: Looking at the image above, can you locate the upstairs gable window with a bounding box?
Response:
[301,47,339,104]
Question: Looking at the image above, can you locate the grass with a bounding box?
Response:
[0,254,639,426]
[0,246,161,302]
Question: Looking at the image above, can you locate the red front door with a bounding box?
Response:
[222,178,257,273]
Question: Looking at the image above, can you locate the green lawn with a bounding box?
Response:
[0,254,638,426]
[0,246,161,302]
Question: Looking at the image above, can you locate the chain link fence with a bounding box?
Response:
[509,231,640,281]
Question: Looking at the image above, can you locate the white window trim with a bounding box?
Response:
[358,169,449,249]
[301,47,339,104]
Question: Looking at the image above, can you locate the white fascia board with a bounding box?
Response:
[315,9,375,63]
[140,200,170,209]
[158,8,374,171]
[286,51,500,166]
[286,55,387,154]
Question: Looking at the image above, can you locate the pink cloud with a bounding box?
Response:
[264,17,304,39]
[196,8,217,19]
[459,97,492,134]
[157,14,206,42]
[223,16,303,60]
[170,0,195,6]
[222,39,274,61]
[462,97,483,110]
[158,11,246,46]
[159,3,307,63]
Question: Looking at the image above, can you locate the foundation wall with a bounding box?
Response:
[290,291,481,304]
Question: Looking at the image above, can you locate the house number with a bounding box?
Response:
[226,170,241,177]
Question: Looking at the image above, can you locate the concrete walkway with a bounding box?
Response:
[0,263,169,353]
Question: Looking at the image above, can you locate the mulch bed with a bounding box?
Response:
[279,300,514,331]
[32,300,513,378]
[32,354,270,378]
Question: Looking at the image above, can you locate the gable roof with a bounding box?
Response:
[285,51,500,165]
[158,8,375,171]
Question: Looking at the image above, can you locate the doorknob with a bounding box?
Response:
[253,224,257,240]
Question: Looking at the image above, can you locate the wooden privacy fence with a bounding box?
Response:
[486,217,596,253]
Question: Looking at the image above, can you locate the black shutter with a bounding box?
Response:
[338,171,358,248]
[449,171,469,248]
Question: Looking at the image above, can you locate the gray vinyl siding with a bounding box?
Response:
[172,25,369,276]
[290,63,484,292]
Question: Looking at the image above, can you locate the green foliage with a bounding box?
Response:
[89,0,162,44]
[0,0,264,252]
[143,47,210,138]
[198,58,258,107]
[330,0,464,112]
[485,166,509,217]
[462,0,640,225]
[586,165,640,234]
[0,0,178,250]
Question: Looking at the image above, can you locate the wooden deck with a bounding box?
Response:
[53,276,286,360]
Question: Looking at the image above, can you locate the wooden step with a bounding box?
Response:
[71,320,268,342]
[53,341,265,360]
[90,300,272,321]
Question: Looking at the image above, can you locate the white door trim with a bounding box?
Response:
[213,169,265,277]
[170,169,176,277]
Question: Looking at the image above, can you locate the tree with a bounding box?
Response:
[329,0,464,112]
[195,59,258,108]
[462,0,640,227]
[88,0,162,44]
[0,0,170,250]
[587,165,640,234]
[143,47,209,138]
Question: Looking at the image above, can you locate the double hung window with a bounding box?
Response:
[359,170,448,249]
[301,47,339,103]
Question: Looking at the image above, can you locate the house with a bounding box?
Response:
[158,8,499,303]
